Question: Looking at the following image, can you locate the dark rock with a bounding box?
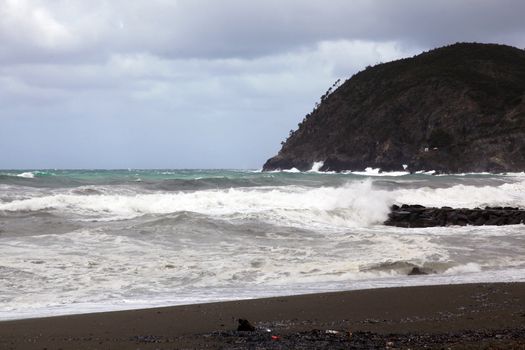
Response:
[486,217,504,226]
[473,216,486,225]
[490,206,504,210]
[237,319,256,331]
[263,43,525,173]
[408,267,428,275]
[385,204,525,227]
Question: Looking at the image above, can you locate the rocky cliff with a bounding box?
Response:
[263,43,525,173]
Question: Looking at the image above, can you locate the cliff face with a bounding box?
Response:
[263,43,525,173]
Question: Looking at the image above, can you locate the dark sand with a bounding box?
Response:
[1,283,524,349]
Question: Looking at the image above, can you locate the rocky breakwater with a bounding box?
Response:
[385,204,525,228]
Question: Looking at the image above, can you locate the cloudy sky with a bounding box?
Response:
[1,0,524,169]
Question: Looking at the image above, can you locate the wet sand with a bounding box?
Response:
[1,282,524,349]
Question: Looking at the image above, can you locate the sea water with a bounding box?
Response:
[0,169,524,320]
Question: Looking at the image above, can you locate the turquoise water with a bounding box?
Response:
[0,168,511,189]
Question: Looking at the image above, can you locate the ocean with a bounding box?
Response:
[1,168,524,320]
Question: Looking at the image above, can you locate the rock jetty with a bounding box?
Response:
[385,204,525,227]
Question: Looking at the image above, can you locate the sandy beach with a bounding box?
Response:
[1,282,524,349]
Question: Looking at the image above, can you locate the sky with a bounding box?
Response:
[1,0,525,169]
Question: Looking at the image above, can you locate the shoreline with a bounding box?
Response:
[3,273,524,322]
[2,282,524,349]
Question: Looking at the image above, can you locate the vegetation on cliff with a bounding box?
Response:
[263,43,525,173]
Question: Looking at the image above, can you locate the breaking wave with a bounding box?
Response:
[1,179,524,227]
[0,181,391,228]
[393,180,525,208]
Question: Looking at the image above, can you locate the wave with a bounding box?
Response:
[0,172,85,189]
[359,260,478,275]
[266,168,302,173]
[308,161,327,173]
[393,180,525,208]
[0,170,306,190]
[144,176,291,191]
[0,171,52,179]
[0,181,391,227]
[1,179,524,227]
[270,162,525,178]
[16,171,54,178]
[17,172,35,178]
[347,167,410,177]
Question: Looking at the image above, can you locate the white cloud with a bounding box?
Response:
[0,0,74,51]
[1,39,414,103]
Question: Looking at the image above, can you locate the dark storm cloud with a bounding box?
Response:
[1,0,524,64]
[168,0,525,58]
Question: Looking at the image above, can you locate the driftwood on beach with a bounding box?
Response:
[385,204,525,228]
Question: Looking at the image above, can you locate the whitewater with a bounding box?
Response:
[0,169,524,320]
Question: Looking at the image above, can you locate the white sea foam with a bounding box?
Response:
[1,225,523,321]
[308,161,325,172]
[393,180,525,208]
[266,165,525,177]
[267,167,302,173]
[444,263,482,274]
[1,216,523,321]
[4,267,524,321]
[415,170,437,175]
[5,224,522,321]
[2,179,525,225]
[0,181,393,228]
[16,172,35,178]
[506,172,525,177]
[348,167,410,177]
